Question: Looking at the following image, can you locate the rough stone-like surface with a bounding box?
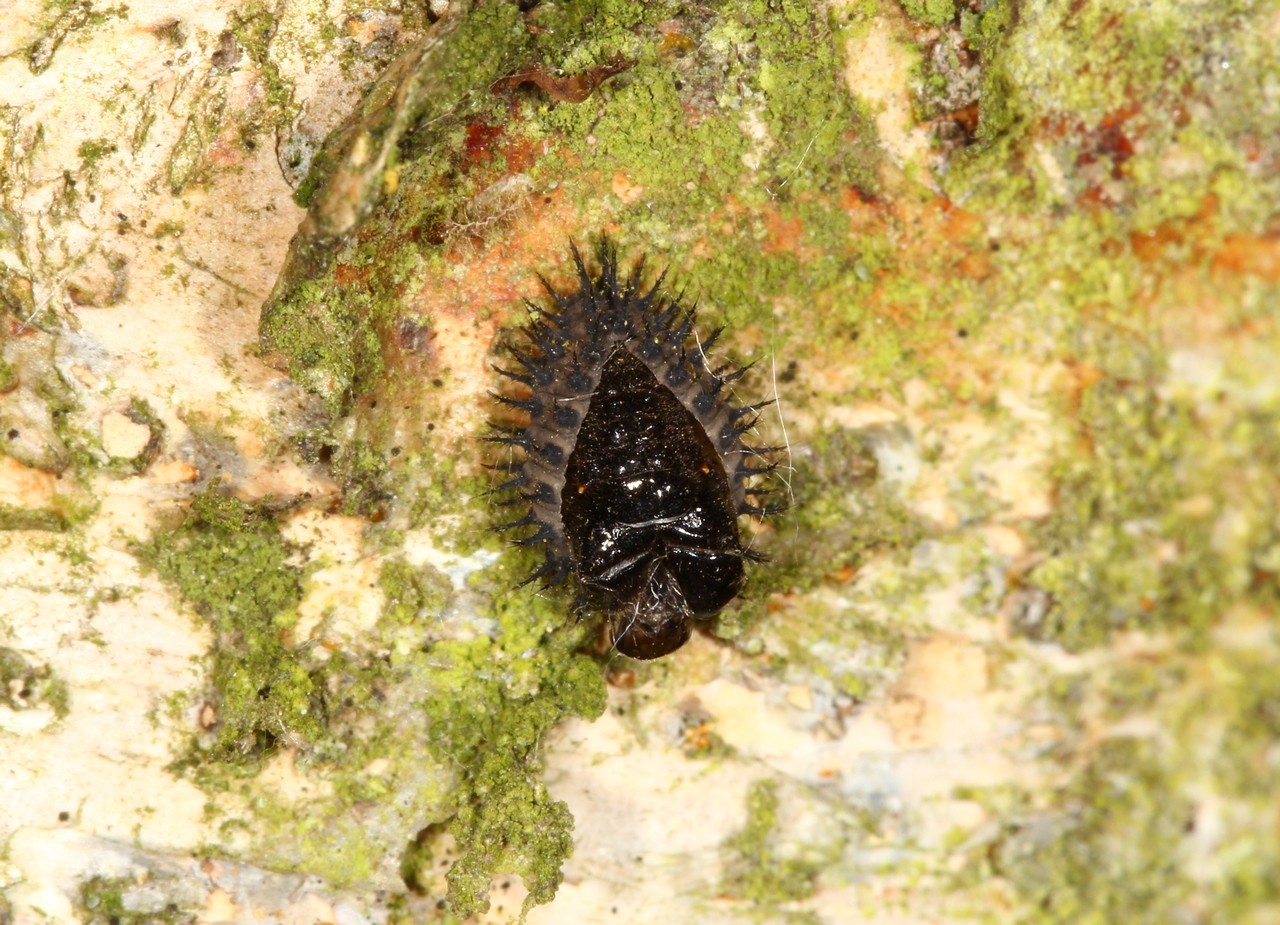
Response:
[2,1,1278,923]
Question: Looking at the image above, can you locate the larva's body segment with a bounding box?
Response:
[490,243,777,659]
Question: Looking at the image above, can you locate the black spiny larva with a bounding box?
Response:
[489,242,780,660]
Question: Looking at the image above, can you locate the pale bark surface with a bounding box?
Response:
[2,1,1278,924]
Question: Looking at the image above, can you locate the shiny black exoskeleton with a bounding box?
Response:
[560,350,747,659]
[489,243,778,659]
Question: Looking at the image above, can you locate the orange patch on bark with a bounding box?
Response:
[1213,232,1280,282]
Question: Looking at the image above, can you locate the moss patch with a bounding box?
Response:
[721,779,824,909]
[139,484,607,910]
[900,0,956,28]
[949,0,1279,224]
[426,626,607,918]
[1029,375,1280,650]
[976,638,1280,923]
[262,0,885,432]
[138,487,320,763]
[0,503,69,532]
[991,736,1193,923]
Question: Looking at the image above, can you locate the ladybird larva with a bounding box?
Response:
[489,242,778,659]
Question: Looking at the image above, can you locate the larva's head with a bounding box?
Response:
[602,546,746,660]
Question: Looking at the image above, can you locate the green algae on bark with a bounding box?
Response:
[138,488,321,764]
[26,0,128,74]
[0,645,71,718]
[253,0,900,677]
[78,874,195,925]
[900,0,956,29]
[946,0,1280,225]
[721,779,824,907]
[424,627,606,918]
[1028,374,1280,651]
[260,0,883,424]
[0,503,70,532]
[137,482,606,909]
[911,2,1280,919]
[242,0,1280,920]
[256,0,901,657]
[969,638,1280,924]
[921,0,1280,655]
